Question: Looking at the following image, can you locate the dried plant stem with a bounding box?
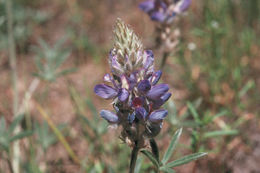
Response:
[7,157,14,173]
[36,104,81,165]
[160,52,170,70]
[5,0,20,172]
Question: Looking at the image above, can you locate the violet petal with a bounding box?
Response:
[149,109,168,122]
[151,70,162,85]
[151,11,166,22]
[128,73,137,90]
[94,84,117,99]
[100,110,119,123]
[138,80,151,93]
[152,92,172,109]
[118,88,129,102]
[139,0,155,13]
[147,84,169,100]
[135,107,148,120]
[103,73,112,82]
[144,50,154,69]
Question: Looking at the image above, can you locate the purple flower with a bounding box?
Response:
[150,70,162,85]
[100,110,119,123]
[146,83,169,100]
[94,19,172,145]
[148,109,168,122]
[94,84,117,99]
[152,92,172,109]
[138,80,151,93]
[151,11,166,22]
[103,74,112,82]
[135,107,148,120]
[139,0,192,23]
[118,88,129,102]
[139,0,155,12]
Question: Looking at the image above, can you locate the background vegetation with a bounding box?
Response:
[0,0,259,172]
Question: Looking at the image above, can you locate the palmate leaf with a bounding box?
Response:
[9,130,33,142]
[166,152,207,168]
[140,150,159,168]
[161,128,182,165]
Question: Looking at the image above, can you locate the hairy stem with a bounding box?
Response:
[129,123,141,173]
[129,144,139,173]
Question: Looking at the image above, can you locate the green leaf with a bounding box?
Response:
[203,130,238,139]
[239,80,255,98]
[162,128,182,165]
[35,121,58,151]
[159,166,176,173]
[150,139,159,162]
[56,68,77,78]
[134,157,143,173]
[141,150,159,168]
[10,130,33,142]
[166,152,207,168]
[211,110,228,120]
[187,102,200,124]
[8,114,24,134]
[0,117,6,133]
[54,51,70,69]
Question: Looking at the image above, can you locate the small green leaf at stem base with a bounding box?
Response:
[140,150,159,168]
[161,128,182,165]
[166,152,207,168]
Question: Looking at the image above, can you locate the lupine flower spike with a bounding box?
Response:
[94,19,171,172]
[139,0,192,68]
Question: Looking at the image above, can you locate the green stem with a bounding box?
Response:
[5,0,19,172]
[129,144,139,173]
[129,123,141,173]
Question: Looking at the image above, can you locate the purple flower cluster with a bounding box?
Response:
[94,19,171,145]
[139,0,191,23]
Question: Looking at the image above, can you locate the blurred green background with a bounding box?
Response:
[0,0,259,172]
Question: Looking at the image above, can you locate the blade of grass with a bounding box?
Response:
[36,104,80,165]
